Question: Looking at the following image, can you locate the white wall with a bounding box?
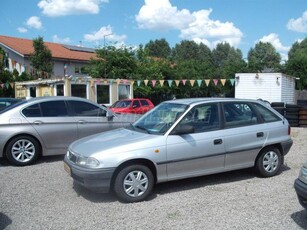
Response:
[235,73,295,103]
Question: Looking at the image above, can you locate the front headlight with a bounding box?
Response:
[299,165,307,184]
[76,156,100,168]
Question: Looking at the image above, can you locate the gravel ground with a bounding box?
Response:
[0,127,307,230]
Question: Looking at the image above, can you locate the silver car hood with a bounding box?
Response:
[69,128,161,157]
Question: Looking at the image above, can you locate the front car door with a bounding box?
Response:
[67,100,114,139]
[166,103,226,180]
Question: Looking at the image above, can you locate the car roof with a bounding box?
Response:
[163,98,261,106]
[24,96,91,103]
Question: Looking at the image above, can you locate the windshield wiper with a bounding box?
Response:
[134,125,150,134]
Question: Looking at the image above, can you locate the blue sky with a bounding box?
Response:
[1,0,306,60]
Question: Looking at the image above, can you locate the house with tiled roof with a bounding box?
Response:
[0,35,134,105]
[0,35,96,78]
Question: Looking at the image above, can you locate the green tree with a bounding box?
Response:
[247,41,281,72]
[31,36,53,78]
[286,38,307,90]
[144,38,171,59]
[87,46,137,78]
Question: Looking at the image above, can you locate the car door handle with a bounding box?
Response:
[78,120,87,124]
[33,121,43,125]
[214,139,223,145]
[257,132,264,137]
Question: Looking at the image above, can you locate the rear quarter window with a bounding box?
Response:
[140,100,149,106]
[253,103,281,123]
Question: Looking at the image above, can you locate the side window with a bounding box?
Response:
[22,103,41,117]
[40,101,68,117]
[253,103,281,123]
[180,103,220,133]
[140,100,149,106]
[133,100,140,108]
[69,101,106,117]
[223,102,257,128]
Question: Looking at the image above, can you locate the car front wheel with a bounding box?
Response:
[256,147,282,177]
[6,135,40,166]
[114,164,154,203]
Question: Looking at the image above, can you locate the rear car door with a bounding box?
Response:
[222,101,267,170]
[166,103,226,180]
[68,100,115,139]
[23,100,78,151]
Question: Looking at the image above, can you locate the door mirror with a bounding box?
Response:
[171,124,194,135]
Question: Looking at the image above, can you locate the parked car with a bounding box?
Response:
[109,98,154,114]
[64,98,293,203]
[0,97,22,111]
[294,162,307,209]
[0,96,139,166]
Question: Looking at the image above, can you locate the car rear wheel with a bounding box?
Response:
[114,164,154,203]
[6,135,40,166]
[255,147,282,177]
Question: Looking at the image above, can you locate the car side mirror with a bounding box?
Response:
[171,124,194,135]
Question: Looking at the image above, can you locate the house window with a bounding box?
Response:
[55,84,64,96]
[118,84,131,100]
[30,87,36,97]
[71,84,87,98]
[96,85,110,105]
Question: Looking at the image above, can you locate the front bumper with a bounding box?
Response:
[64,155,116,193]
[294,178,307,209]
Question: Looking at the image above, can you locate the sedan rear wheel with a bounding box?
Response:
[256,147,282,177]
[6,136,40,166]
[114,164,154,203]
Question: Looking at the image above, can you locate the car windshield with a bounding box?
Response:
[112,100,132,108]
[131,102,188,135]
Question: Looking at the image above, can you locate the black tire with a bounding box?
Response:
[114,164,154,203]
[255,147,282,177]
[5,135,40,166]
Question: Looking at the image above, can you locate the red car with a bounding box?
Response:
[109,98,154,114]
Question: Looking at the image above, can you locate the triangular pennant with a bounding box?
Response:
[109,79,114,84]
[213,79,219,86]
[151,80,157,87]
[159,80,165,86]
[205,79,210,86]
[0,84,3,88]
[144,80,149,86]
[96,79,101,84]
[230,79,235,86]
[116,79,121,85]
[131,80,135,85]
[137,80,141,86]
[10,83,14,88]
[182,79,187,85]
[221,79,226,86]
[197,80,202,87]
[5,82,9,89]
[175,80,180,86]
[123,79,128,84]
[167,80,173,87]
[190,79,195,87]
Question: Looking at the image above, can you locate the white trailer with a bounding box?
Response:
[235,73,296,104]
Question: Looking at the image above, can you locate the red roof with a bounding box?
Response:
[0,35,96,62]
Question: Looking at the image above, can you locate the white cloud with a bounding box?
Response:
[17,27,28,33]
[38,0,108,17]
[26,16,42,29]
[52,35,72,44]
[84,25,127,46]
[287,11,307,33]
[135,0,243,48]
[180,9,243,48]
[259,33,290,52]
[135,0,194,31]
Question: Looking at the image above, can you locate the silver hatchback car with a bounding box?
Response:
[64,98,293,202]
[0,96,138,166]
